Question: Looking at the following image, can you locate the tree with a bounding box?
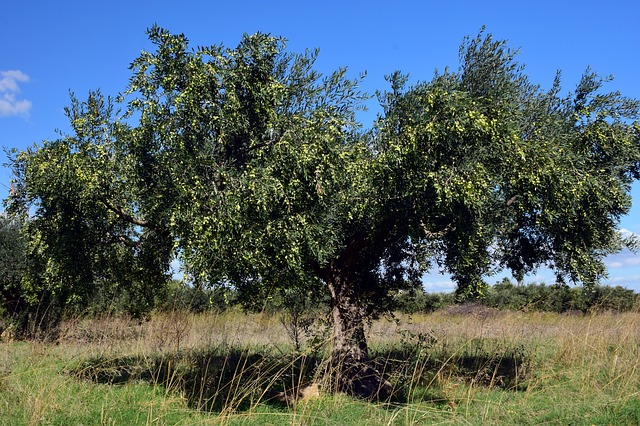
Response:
[6,91,173,324]
[6,27,639,398]
[0,216,27,326]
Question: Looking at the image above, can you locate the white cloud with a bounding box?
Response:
[601,275,640,292]
[423,277,457,292]
[0,70,32,117]
[620,228,640,239]
[605,248,640,269]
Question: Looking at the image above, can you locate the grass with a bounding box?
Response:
[1,307,639,424]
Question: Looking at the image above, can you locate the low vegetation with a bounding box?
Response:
[396,279,640,315]
[1,306,639,424]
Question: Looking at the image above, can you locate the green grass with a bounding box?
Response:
[1,308,639,424]
[0,342,202,425]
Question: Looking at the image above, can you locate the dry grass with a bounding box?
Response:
[370,306,640,344]
[56,308,294,355]
[2,308,639,424]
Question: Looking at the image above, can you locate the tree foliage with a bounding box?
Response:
[374,33,640,299]
[0,216,27,324]
[5,27,639,397]
[6,93,171,323]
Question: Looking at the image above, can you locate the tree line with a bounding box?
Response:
[396,279,640,314]
[2,26,639,398]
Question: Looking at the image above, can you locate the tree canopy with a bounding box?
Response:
[5,26,639,397]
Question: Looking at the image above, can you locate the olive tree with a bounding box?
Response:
[6,27,639,397]
[6,89,173,325]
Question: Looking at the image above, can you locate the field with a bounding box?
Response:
[1,307,639,425]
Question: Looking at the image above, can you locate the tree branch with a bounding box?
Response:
[100,198,152,228]
[420,221,455,239]
[104,231,141,249]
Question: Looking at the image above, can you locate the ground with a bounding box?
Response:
[1,307,639,425]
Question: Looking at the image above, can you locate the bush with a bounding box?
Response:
[571,285,638,313]
[483,279,638,314]
[0,217,28,337]
[155,281,237,313]
[394,289,455,314]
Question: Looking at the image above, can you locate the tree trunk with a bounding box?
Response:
[324,261,391,400]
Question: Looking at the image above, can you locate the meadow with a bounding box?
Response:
[1,306,639,425]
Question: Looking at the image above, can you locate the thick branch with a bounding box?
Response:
[318,232,370,282]
[100,198,152,228]
[104,229,141,248]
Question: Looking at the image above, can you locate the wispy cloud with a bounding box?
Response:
[601,274,640,292]
[0,70,32,117]
[600,228,640,269]
[605,249,640,269]
[620,228,640,239]
[423,277,457,292]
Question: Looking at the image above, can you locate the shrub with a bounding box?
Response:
[483,279,638,314]
[155,281,237,313]
[394,289,455,314]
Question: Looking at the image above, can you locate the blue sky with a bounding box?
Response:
[1,0,639,290]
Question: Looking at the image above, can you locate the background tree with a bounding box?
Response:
[0,216,27,331]
[5,27,639,398]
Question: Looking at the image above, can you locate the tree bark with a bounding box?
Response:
[323,255,391,400]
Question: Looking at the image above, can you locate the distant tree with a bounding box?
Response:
[0,216,27,324]
[6,27,639,397]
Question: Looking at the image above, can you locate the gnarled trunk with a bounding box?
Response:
[324,260,391,400]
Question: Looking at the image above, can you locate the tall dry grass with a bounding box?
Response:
[2,307,639,424]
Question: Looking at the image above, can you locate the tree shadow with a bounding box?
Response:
[69,341,532,413]
[70,346,321,412]
[372,342,532,406]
